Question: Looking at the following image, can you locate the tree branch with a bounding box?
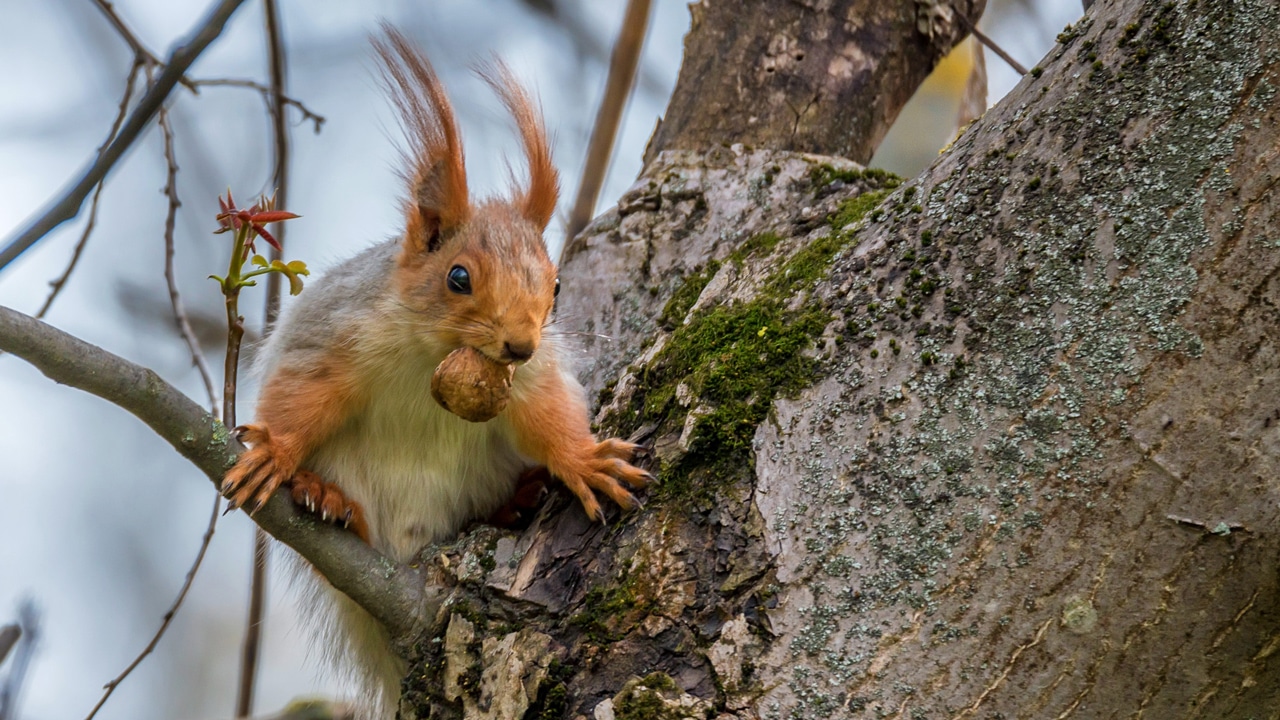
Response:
[0,305,435,641]
[157,95,219,414]
[0,625,17,667]
[957,13,1029,76]
[0,0,249,272]
[564,0,652,247]
[192,78,325,134]
[36,59,143,320]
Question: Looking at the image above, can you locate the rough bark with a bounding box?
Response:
[643,0,985,166]
[398,0,1280,718]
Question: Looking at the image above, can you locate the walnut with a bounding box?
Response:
[430,346,515,422]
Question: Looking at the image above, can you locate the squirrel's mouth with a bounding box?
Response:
[468,344,526,367]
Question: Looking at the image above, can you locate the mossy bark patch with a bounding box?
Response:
[602,176,900,504]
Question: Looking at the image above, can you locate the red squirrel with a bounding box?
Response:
[220,29,649,718]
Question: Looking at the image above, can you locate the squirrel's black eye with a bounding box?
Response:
[554,277,561,297]
[447,265,471,295]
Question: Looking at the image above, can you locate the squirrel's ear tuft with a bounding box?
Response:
[478,61,559,232]
[374,26,470,254]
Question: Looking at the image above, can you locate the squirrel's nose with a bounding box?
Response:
[503,341,535,363]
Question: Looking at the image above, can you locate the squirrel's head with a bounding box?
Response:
[376,28,560,365]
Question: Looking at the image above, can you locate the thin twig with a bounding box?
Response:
[563,0,653,250]
[158,101,219,414]
[0,0,249,272]
[37,59,144,319]
[0,601,39,720]
[91,0,153,60]
[237,535,268,718]
[235,2,292,714]
[89,0,198,92]
[956,13,1029,76]
[261,0,291,327]
[84,493,220,720]
[192,79,325,133]
[0,626,18,667]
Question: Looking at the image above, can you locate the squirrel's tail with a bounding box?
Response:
[282,547,402,720]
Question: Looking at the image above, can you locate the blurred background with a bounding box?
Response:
[0,1,1081,718]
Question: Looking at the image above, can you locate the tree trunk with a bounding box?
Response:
[398,0,1280,718]
[643,0,984,165]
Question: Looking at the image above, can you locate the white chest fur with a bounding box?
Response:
[305,348,527,562]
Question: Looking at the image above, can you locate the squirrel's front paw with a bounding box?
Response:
[556,439,652,522]
[222,424,297,514]
[290,470,370,543]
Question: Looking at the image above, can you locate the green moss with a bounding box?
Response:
[614,673,686,720]
[596,378,618,410]
[659,260,720,329]
[535,684,568,720]
[728,232,784,265]
[615,183,902,503]
[529,658,574,720]
[1120,2,1178,67]
[450,602,488,631]
[1119,22,1140,45]
[829,187,896,230]
[568,574,648,643]
[810,163,901,189]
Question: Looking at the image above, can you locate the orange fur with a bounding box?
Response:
[291,470,370,542]
[374,27,471,252]
[224,31,646,718]
[222,355,363,515]
[391,201,558,365]
[479,62,559,229]
[506,359,650,521]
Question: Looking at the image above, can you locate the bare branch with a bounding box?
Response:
[0,626,17,667]
[36,60,144,319]
[88,0,198,92]
[158,102,219,413]
[261,0,292,327]
[192,79,325,133]
[957,13,1029,76]
[0,0,250,272]
[0,601,39,720]
[84,493,220,720]
[564,0,653,248]
[0,305,436,641]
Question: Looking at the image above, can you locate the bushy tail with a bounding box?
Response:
[281,547,403,720]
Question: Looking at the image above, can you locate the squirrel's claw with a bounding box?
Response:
[289,470,370,543]
[222,423,294,517]
[554,438,651,522]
